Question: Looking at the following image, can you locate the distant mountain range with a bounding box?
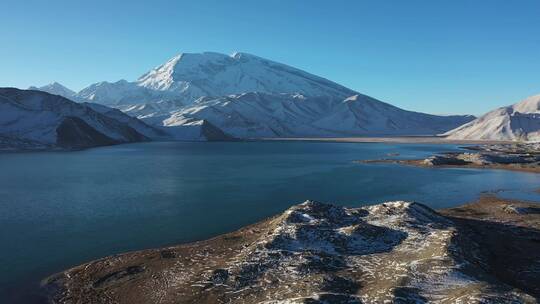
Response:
[29,82,77,99]
[444,94,540,141]
[28,52,477,139]
[132,92,473,138]
[0,88,231,151]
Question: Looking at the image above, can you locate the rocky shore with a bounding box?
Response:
[362,143,540,173]
[43,196,540,303]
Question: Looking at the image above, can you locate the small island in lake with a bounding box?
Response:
[362,143,540,173]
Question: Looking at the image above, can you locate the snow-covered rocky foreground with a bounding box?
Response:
[31,52,475,139]
[444,94,540,141]
[44,198,540,303]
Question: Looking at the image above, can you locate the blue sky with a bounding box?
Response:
[1,0,539,115]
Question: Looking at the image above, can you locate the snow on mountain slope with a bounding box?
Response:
[84,102,168,139]
[118,100,186,125]
[161,116,235,141]
[75,80,175,106]
[513,94,540,113]
[137,52,357,100]
[312,95,475,136]
[75,52,357,106]
[444,94,540,141]
[145,92,475,138]
[28,82,76,99]
[0,88,148,149]
[159,93,335,138]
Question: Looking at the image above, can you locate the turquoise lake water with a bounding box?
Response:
[1,141,539,303]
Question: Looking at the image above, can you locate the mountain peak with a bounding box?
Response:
[28,82,76,98]
[513,93,540,114]
[135,51,357,99]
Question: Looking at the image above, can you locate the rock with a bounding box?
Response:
[43,200,540,303]
[502,205,525,214]
[207,269,229,285]
[417,144,540,171]
[422,155,469,166]
[160,250,176,259]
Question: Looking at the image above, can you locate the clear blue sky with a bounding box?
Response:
[1,0,539,115]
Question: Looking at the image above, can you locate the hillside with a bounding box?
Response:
[444,94,540,141]
[0,88,148,150]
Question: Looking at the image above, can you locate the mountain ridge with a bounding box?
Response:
[444,94,540,141]
[0,88,149,150]
[28,82,76,99]
[153,92,475,138]
[29,51,478,138]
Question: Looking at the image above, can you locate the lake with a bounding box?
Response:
[1,141,539,303]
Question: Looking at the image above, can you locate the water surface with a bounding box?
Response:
[1,141,539,303]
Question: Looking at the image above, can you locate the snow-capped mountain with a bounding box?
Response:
[444,94,540,141]
[32,52,476,138]
[19,85,233,142]
[136,52,357,100]
[0,88,151,149]
[29,82,76,99]
[123,92,474,138]
[74,52,356,106]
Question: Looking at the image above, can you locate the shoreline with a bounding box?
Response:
[360,158,540,174]
[260,136,515,145]
[359,142,540,174]
[0,137,523,154]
